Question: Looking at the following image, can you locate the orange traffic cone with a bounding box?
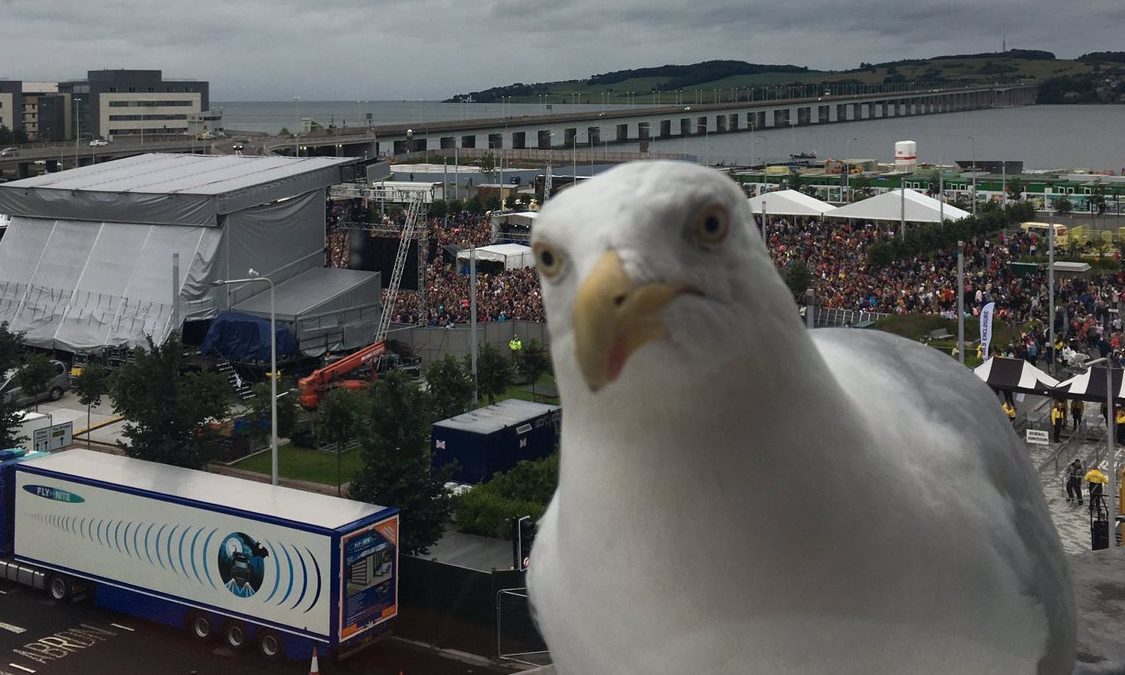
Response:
[309,646,320,674]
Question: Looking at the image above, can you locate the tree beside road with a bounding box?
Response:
[74,363,111,448]
[109,333,231,469]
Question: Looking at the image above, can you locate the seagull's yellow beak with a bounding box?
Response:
[572,250,687,392]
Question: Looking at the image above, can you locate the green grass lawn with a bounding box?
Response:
[231,442,364,487]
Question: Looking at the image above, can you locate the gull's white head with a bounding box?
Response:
[531,161,797,395]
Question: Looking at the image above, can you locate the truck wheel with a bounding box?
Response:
[222,621,247,649]
[47,574,70,602]
[49,386,64,401]
[188,612,214,641]
[256,630,283,660]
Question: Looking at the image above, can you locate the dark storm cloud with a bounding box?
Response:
[2,0,1121,99]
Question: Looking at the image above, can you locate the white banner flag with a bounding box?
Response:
[980,301,996,359]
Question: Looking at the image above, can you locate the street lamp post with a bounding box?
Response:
[844,137,857,203]
[571,133,577,183]
[1084,357,1117,548]
[968,135,977,216]
[211,271,278,486]
[1049,211,1056,375]
[957,241,965,364]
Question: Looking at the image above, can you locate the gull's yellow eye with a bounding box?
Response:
[691,204,730,247]
[533,241,566,279]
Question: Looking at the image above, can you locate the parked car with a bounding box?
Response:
[89,139,109,147]
[0,148,18,157]
[0,360,70,408]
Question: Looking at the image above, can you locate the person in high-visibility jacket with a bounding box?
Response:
[509,335,523,354]
[1116,407,1125,445]
[1001,400,1017,425]
[1051,400,1067,442]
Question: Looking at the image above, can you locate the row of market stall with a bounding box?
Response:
[974,356,1125,403]
[747,188,971,224]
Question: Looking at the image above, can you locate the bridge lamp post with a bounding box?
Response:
[293,97,300,157]
[211,271,278,487]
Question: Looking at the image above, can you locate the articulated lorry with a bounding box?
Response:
[0,448,399,660]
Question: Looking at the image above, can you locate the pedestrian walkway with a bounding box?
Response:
[1021,395,1117,554]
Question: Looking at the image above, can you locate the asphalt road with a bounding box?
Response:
[0,579,513,675]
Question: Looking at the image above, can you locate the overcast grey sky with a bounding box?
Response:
[3,0,1122,101]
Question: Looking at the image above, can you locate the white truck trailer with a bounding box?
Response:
[0,448,399,660]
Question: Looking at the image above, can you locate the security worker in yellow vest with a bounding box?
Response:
[509,335,523,370]
[1003,398,1021,425]
[1051,400,1067,442]
[1071,399,1085,431]
[1001,400,1017,425]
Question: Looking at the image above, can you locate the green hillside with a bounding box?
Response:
[445,50,1125,105]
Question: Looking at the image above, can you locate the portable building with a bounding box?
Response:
[432,399,560,483]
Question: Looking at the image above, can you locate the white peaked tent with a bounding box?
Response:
[826,189,970,224]
[747,190,834,217]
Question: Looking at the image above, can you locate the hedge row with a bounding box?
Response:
[867,201,1036,266]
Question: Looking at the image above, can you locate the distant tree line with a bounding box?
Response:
[931,49,1055,61]
[1079,51,1125,64]
[1037,73,1125,104]
[867,202,1035,267]
[588,60,806,88]
[0,126,29,146]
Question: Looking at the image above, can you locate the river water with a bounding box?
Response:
[216,101,1124,172]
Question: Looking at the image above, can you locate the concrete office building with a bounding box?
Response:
[60,70,209,141]
[0,81,23,135]
[21,82,70,142]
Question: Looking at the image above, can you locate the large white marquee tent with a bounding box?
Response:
[747,189,834,217]
[826,189,970,224]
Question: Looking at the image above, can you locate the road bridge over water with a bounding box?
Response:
[0,83,1036,179]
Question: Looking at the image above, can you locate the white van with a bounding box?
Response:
[1019,222,1068,245]
[0,360,71,407]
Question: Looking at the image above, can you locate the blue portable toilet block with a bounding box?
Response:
[431,399,560,483]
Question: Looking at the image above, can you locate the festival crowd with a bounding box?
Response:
[766,217,1125,364]
[326,204,545,326]
[325,198,1125,364]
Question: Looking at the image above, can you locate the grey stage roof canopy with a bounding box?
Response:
[0,153,372,352]
[227,267,381,356]
[0,153,359,226]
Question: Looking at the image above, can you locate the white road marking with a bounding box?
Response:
[9,664,35,673]
[0,622,25,634]
[109,623,134,632]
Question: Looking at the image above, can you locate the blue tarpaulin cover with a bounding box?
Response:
[200,311,297,362]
